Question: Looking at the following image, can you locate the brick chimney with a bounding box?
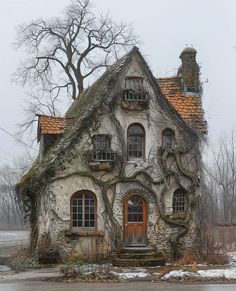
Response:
[178,47,200,94]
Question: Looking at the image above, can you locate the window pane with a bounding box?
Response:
[126,78,143,90]
[128,125,144,135]
[128,124,144,159]
[72,192,96,228]
[127,196,144,222]
[172,191,187,212]
[163,129,174,150]
[93,135,110,151]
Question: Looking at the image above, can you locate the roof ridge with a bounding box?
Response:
[37,114,72,120]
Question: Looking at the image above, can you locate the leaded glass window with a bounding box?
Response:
[93,135,111,151]
[71,191,96,228]
[127,124,145,159]
[125,77,143,91]
[127,196,144,222]
[172,190,187,213]
[162,128,174,150]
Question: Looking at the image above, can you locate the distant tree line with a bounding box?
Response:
[0,160,30,230]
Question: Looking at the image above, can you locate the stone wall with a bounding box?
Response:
[34,52,201,262]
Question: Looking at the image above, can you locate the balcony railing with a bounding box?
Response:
[92,150,116,162]
[124,89,147,101]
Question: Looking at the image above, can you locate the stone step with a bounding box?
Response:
[118,252,159,259]
[113,256,166,267]
[119,247,157,254]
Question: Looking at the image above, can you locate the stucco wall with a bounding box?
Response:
[35,54,200,261]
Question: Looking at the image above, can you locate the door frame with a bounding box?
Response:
[123,194,148,246]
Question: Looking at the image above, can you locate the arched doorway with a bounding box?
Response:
[123,195,147,246]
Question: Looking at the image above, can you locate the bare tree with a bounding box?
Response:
[0,155,32,230]
[0,166,24,229]
[14,0,137,104]
[204,131,236,225]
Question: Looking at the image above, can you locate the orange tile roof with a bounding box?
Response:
[38,115,71,135]
[157,77,207,133]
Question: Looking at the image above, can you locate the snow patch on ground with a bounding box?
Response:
[162,269,236,280]
[198,269,236,279]
[0,265,11,272]
[162,270,193,280]
[162,251,236,280]
[228,252,236,266]
[111,271,150,279]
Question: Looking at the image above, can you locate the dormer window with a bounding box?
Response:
[186,87,199,93]
[125,77,143,91]
[124,77,147,102]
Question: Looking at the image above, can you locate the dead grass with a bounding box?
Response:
[7,248,41,271]
[176,248,229,267]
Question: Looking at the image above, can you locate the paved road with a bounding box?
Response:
[0,282,236,291]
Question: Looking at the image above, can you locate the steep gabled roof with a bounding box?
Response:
[16,47,200,195]
[157,77,207,133]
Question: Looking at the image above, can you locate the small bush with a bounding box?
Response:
[7,248,40,271]
[177,249,197,265]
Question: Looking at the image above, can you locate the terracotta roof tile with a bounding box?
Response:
[38,115,71,135]
[157,77,207,133]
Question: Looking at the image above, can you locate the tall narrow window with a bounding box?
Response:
[172,190,187,213]
[127,123,145,159]
[162,128,174,150]
[71,190,96,228]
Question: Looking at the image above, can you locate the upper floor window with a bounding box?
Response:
[172,190,187,213]
[71,190,96,228]
[92,134,115,161]
[127,123,145,159]
[93,134,111,151]
[125,77,143,91]
[162,128,175,150]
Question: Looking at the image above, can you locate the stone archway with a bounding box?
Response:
[114,182,157,247]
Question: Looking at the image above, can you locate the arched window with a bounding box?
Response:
[162,128,175,150]
[71,190,96,228]
[127,123,145,159]
[172,190,187,213]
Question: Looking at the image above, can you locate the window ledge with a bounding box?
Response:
[121,100,149,111]
[88,161,114,172]
[65,229,104,238]
[170,212,186,219]
[126,158,145,162]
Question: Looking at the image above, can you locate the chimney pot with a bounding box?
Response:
[178,47,200,94]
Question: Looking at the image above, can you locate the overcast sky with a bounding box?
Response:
[0,0,236,166]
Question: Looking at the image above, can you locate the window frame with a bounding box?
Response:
[162,128,175,151]
[127,123,145,160]
[92,134,111,151]
[125,76,143,91]
[70,190,97,230]
[172,190,187,213]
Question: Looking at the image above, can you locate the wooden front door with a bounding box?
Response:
[124,195,147,246]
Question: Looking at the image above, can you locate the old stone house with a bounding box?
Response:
[16,47,207,265]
